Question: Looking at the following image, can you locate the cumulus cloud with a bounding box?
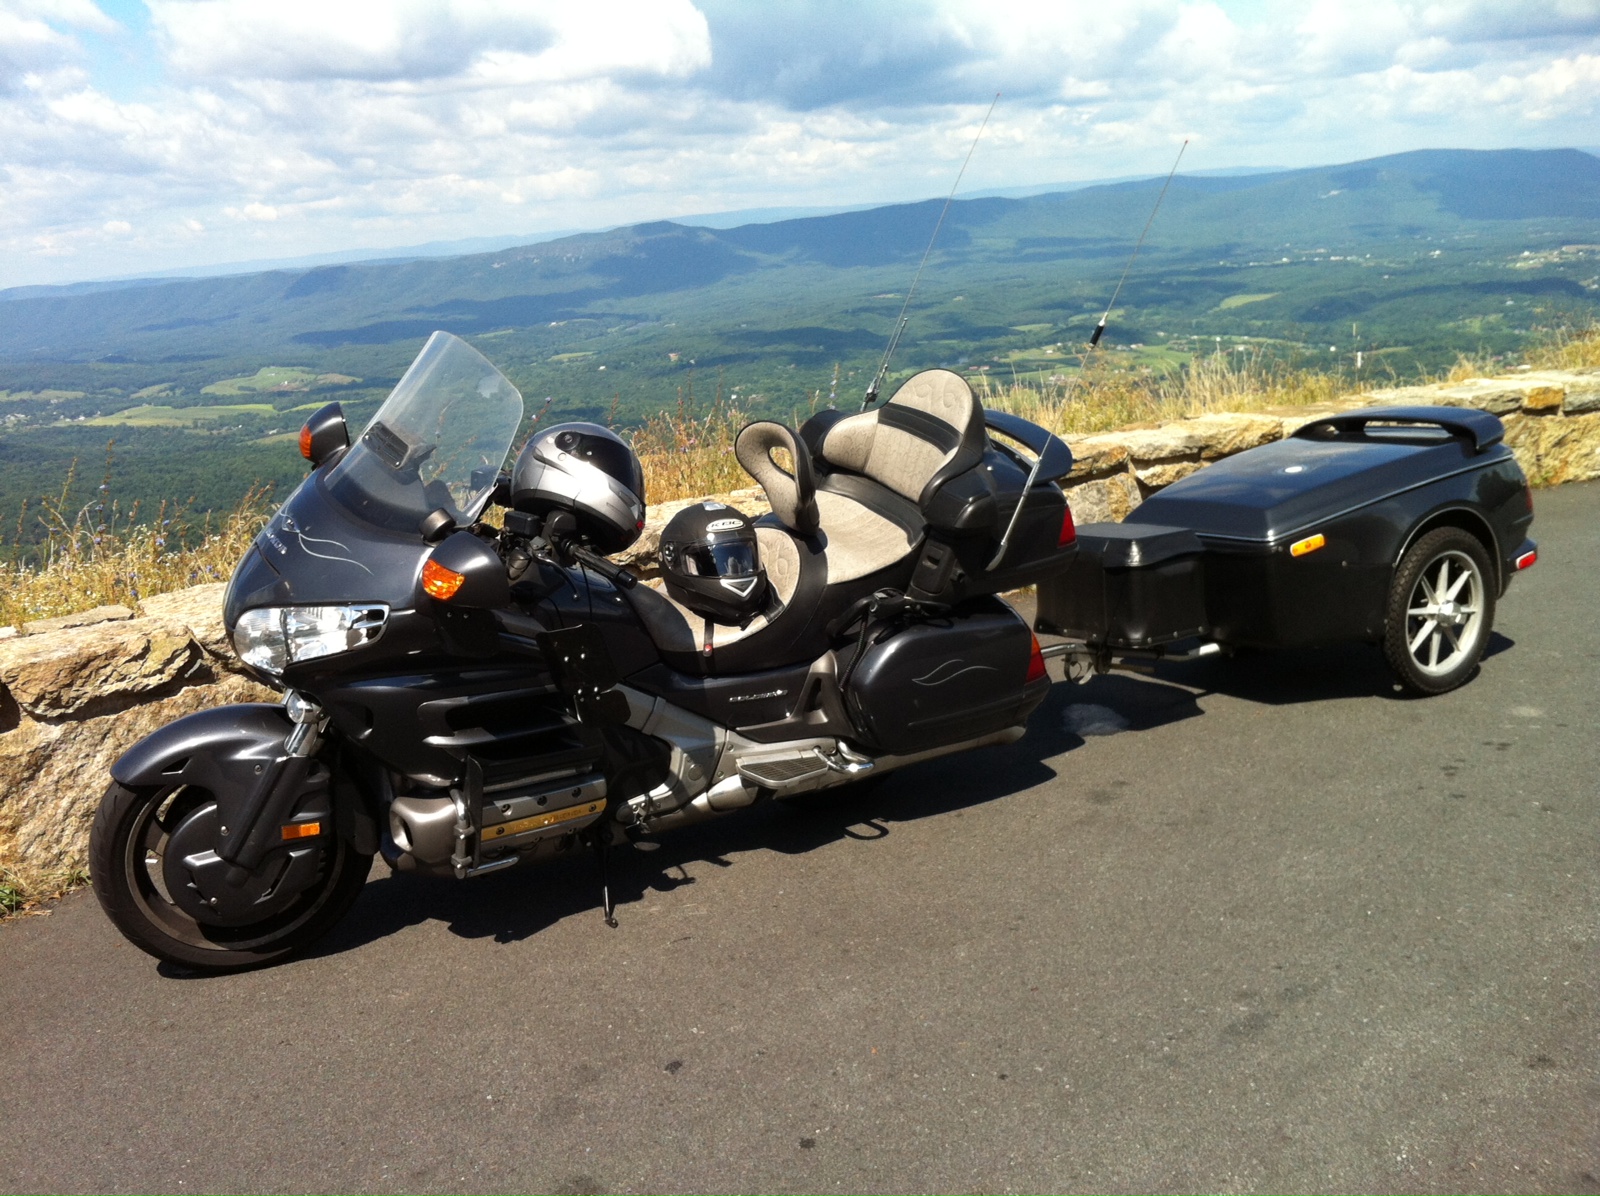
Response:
[1,0,1599,287]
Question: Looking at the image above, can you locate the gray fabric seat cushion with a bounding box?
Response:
[812,489,917,584]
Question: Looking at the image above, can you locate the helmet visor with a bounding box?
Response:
[683,541,758,578]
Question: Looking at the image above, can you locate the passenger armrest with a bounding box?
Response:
[982,409,1075,479]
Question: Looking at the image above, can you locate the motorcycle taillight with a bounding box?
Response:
[1026,633,1048,684]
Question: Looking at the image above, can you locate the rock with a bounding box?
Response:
[1133,459,1205,488]
[1103,423,1215,463]
[1063,473,1142,525]
[139,583,233,661]
[0,617,199,718]
[1502,411,1600,485]
[1561,379,1600,415]
[0,672,274,874]
[1064,438,1130,479]
[21,605,135,636]
[1521,386,1564,414]
[1185,413,1283,459]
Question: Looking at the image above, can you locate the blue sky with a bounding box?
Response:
[3,0,1598,288]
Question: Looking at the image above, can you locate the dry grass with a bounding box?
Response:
[972,348,1358,438]
[0,863,86,916]
[0,445,276,628]
[630,396,757,505]
[1525,321,1600,370]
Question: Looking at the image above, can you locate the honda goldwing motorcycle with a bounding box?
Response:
[89,332,1080,970]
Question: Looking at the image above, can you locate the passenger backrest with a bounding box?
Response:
[735,421,819,535]
[817,369,986,508]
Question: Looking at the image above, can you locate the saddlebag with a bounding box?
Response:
[844,597,1049,755]
[1035,522,1208,648]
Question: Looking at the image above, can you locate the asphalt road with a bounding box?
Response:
[2,482,1596,1195]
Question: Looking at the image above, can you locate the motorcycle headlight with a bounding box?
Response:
[232,605,388,675]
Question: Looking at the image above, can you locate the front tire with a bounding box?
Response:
[90,781,372,971]
[1383,527,1495,696]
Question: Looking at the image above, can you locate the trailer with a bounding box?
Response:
[1035,407,1538,695]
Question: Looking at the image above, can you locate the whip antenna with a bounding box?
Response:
[862,92,1001,411]
[986,139,1189,571]
[1088,138,1187,346]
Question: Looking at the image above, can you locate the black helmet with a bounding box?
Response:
[510,422,646,555]
[660,503,769,626]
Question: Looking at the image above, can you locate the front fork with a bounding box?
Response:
[215,690,329,875]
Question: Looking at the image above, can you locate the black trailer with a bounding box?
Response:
[1035,406,1538,694]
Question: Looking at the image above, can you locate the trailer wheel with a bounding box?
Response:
[1384,527,1495,696]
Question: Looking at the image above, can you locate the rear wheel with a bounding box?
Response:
[90,780,372,971]
[1383,527,1495,696]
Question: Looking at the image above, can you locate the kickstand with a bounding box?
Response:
[592,832,619,929]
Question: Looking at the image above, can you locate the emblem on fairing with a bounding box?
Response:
[913,659,998,686]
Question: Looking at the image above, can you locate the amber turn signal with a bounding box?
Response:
[298,423,315,461]
[1290,533,1326,557]
[281,821,322,840]
[421,558,466,600]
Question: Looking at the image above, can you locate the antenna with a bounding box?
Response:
[986,139,1189,571]
[1089,139,1187,346]
[862,92,1001,411]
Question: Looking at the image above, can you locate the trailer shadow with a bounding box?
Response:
[308,681,1209,957]
[1126,630,1516,705]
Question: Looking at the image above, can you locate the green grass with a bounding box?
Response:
[201,366,359,396]
[1217,293,1279,310]
[80,403,278,427]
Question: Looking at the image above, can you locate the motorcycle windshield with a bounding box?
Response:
[325,331,524,533]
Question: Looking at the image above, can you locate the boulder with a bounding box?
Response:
[0,672,274,873]
[1063,473,1142,525]
[0,617,198,718]
[140,583,234,662]
[21,605,135,636]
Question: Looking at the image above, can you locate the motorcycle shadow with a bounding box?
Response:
[1126,630,1515,705]
[311,681,1208,956]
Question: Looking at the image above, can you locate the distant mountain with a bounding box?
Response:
[1,147,1595,367]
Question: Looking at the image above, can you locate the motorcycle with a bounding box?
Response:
[89,331,1080,970]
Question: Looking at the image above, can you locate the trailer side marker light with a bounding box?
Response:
[298,424,315,461]
[1058,506,1076,547]
[1516,549,1537,570]
[421,559,466,600]
[1290,533,1326,557]
[1026,633,1048,684]
[281,821,322,840]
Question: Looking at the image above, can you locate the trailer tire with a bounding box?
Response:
[1384,527,1495,696]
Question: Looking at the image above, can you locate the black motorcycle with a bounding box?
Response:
[89,332,1079,970]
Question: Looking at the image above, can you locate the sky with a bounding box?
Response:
[3,0,1599,289]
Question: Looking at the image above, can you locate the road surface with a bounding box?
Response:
[2,481,1596,1194]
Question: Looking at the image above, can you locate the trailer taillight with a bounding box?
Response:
[1058,506,1076,547]
[1026,633,1048,684]
[1516,548,1537,570]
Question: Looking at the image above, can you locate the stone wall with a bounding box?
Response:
[2,368,1596,884]
[0,585,273,882]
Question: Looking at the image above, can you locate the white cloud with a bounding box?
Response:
[1,0,1599,287]
[149,0,710,83]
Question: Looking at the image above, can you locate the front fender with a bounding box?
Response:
[112,702,292,791]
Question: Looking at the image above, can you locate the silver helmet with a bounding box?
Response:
[510,422,646,554]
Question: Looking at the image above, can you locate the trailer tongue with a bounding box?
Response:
[1034,406,1537,695]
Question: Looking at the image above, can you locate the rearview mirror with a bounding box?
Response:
[419,530,510,610]
[299,402,350,468]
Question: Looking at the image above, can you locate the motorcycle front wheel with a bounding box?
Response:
[90,780,373,972]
